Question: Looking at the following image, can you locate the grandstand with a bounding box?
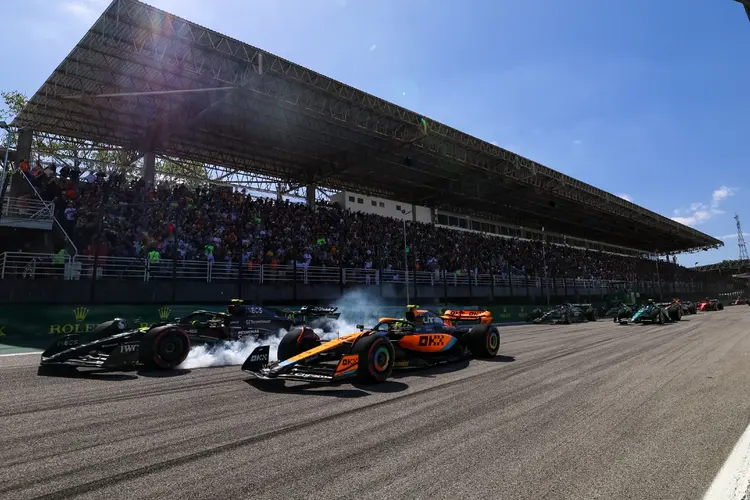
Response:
[6,0,721,259]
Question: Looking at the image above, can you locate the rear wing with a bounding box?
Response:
[299,305,340,317]
[440,309,492,320]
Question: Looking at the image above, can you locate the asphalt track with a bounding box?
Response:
[2,308,750,500]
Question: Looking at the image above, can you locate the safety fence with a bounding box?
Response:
[0,251,704,294]
[2,196,54,219]
[0,197,55,226]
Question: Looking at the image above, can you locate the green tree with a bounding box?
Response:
[1,89,212,185]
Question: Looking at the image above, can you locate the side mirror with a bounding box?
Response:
[356,324,364,331]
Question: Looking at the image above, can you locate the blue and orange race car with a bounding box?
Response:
[241,305,501,384]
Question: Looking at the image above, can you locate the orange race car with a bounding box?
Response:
[241,306,501,384]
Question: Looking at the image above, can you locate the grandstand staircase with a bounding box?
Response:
[1,172,54,230]
[1,170,77,255]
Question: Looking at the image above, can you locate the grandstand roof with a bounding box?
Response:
[735,0,750,21]
[12,0,722,254]
[693,259,750,272]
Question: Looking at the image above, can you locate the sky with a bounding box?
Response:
[1,0,749,266]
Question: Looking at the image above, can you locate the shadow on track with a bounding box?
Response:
[36,366,192,380]
[137,369,192,378]
[391,355,516,380]
[244,378,409,399]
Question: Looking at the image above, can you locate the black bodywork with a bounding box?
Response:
[242,310,501,384]
[658,302,684,321]
[176,305,294,342]
[533,303,598,324]
[176,303,340,341]
[605,304,636,324]
[38,300,338,374]
[270,305,341,333]
[680,301,698,315]
[39,319,191,373]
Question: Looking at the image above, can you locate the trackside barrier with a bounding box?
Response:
[0,251,705,294]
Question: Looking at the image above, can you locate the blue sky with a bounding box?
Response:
[2,0,749,265]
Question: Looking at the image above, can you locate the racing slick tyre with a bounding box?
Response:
[668,308,682,322]
[139,326,190,370]
[718,302,724,311]
[352,334,395,384]
[467,324,501,359]
[277,327,321,362]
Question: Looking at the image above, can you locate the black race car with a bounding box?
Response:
[680,300,698,315]
[607,304,636,324]
[533,303,598,324]
[174,300,300,341]
[526,308,545,322]
[177,301,341,340]
[658,301,684,321]
[37,299,336,374]
[242,308,501,384]
[38,319,192,374]
[271,305,341,333]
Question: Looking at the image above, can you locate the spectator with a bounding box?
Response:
[28,167,702,283]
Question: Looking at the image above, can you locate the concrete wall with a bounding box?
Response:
[330,191,432,223]
[0,278,706,306]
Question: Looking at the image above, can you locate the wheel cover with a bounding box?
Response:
[487,330,499,352]
[371,345,391,372]
[158,332,186,364]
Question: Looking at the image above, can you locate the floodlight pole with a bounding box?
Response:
[654,252,663,301]
[541,226,550,306]
[402,209,412,304]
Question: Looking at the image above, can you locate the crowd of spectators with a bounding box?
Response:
[23,165,700,283]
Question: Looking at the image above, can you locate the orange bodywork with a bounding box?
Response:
[440,309,493,326]
[334,354,359,376]
[397,333,456,353]
[276,331,363,368]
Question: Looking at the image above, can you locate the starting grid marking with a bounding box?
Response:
[703,420,750,500]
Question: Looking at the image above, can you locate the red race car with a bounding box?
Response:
[697,299,724,311]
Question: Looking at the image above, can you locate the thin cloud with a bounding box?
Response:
[712,185,737,207]
[671,186,738,227]
[616,193,632,202]
[573,139,582,145]
[61,0,107,22]
[369,44,377,51]
[717,232,748,240]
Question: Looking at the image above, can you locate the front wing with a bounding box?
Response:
[242,334,363,383]
[40,333,143,370]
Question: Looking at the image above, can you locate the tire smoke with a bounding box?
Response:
[177,290,392,369]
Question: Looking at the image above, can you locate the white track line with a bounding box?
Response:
[0,351,41,357]
[703,421,750,500]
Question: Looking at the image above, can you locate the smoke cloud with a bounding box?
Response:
[178,289,392,370]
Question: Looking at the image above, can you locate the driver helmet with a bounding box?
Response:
[405,305,420,322]
[228,299,247,316]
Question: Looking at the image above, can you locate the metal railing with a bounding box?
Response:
[0,251,705,294]
[13,170,78,255]
[1,196,55,222]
